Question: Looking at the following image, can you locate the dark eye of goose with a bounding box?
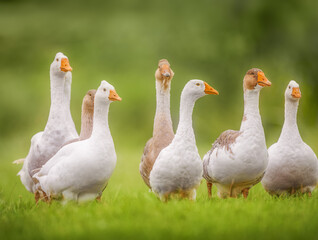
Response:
[289,86,291,89]
[196,83,200,86]
[103,88,106,92]
[56,59,59,62]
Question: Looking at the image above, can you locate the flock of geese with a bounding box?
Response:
[14,52,318,203]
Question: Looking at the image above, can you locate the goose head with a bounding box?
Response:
[95,80,122,105]
[155,59,174,89]
[182,79,219,100]
[243,68,271,92]
[285,80,301,101]
[83,89,96,112]
[50,52,72,76]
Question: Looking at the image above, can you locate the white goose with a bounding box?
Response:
[18,52,78,193]
[35,80,121,203]
[203,68,271,198]
[150,80,219,201]
[262,80,318,196]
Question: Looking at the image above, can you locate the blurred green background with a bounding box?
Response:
[1,0,318,155]
[1,0,318,239]
[1,0,318,159]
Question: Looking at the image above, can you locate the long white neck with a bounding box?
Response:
[63,73,78,137]
[91,100,111,141]
[64,73,71,111]
[174,94,196,145]
[153,80,173,135]
[278,99,302,143]
[240,89,263,135]
[45,72,65,128]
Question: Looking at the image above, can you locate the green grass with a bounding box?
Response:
[1,140,318,240]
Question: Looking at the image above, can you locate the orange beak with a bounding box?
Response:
[204,82,219,95]
[257,71,271,87]
[60,58,72,72]
[291,87,301,99]
[109,89,122,101]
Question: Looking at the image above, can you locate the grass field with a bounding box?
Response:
[1,137,318,240]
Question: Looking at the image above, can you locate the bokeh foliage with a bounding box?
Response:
[1,0,318,155]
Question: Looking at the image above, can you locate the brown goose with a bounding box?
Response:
[139,59,174,188]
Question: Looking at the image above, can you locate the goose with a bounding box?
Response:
[261,80,318,196]
[13,89,96,165]
[149,80,219,201]
[34,80,121,203]
[140,59,174,188]
[203,68,271,198]
[18,52,77,194]
[62,89,96,145]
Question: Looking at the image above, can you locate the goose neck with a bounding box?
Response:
[79,108,94,140]
[64,73,72,110]
[91,101,111,139]
[175,94,196,143]
[279,99,301,142]
[153,80,173,135]
[155,80,171,116]
[48,72,65,119]
[240,89,262,132]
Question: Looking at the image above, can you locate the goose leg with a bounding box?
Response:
[291,188,295,195]
[207,182,212,198]
[34,191,40,203]
[229,180,234,198]
[160,193,169,202]
[242,188,249,199]
[96,195,102,202]
[35,189,50,203]
[308,192,312,197]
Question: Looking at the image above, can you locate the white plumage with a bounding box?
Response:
[34,80,121,202]
[262,80,318,195]
[203,68,271,198]
[18,52,78,193]
[150,80,219,201]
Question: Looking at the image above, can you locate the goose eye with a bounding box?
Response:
[289,86,291,89]
[196,83,200,86]
[56,59,59,62]
[103,88,106,92]
[89,94,91,96]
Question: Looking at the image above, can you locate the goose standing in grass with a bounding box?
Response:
[14,89,96,164]
[34,80,121,203]
[140,59,175,188]
[150,80,219,201]
[18,52,77,194]
[261,81,318,196]
[203,68,271,198]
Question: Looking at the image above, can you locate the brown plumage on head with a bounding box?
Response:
[243,68,271,90]
[155,59,174,90]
